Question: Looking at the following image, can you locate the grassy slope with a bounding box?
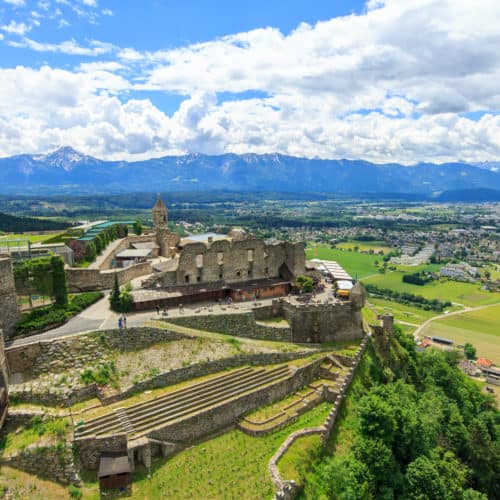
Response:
[0,233,62,243]
[305,245,380,279]
[81,403,332,499]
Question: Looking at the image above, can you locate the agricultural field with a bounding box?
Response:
[305,245,380,279]
[335,240,393,254]
[0,232,62,243]
[420,304,500,364]
[363,271,500,307]
[366,297,445,326]
[79,403,332,499]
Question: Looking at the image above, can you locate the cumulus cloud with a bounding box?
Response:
[3,0,26,6]
[0,0,500,163]
[1,20,32,35]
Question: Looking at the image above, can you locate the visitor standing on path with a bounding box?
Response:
[118,316,123,329]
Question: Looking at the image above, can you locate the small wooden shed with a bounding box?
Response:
[98,454,131,489]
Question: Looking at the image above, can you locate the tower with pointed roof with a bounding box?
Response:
[152,193,168,231]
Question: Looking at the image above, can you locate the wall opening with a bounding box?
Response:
[236,271,241,278]
[247,249,254,262]
[217,252,224,265]
[185,275,190,283]
[196,254,203,268]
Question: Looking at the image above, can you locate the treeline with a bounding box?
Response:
[0,211,68,232]
[364,283,451,311]
[305,329,499,499]
[402,272,434,286]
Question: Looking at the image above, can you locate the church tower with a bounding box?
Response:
[152,193,168,231]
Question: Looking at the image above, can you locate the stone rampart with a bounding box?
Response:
[66,261,152,292]
[147,357,324,443]
[74,434,128,470]
[6,327,186,375]
[3,443,80,485]
[0,257,20,339]
[167,311,293,342]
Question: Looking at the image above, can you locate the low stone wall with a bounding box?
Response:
[3,443,80,485]
[66,261,152,292]
[147,357,324,443]
[100,351,315,405]
[74,434,128,470]
[167,311,293,342]
[269,335,370,499]
[6,327,188,375]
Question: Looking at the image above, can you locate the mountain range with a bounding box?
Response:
[0,147,499,197]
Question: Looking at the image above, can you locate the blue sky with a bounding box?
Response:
[0,0,499,163]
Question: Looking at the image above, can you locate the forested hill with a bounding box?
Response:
[0,212,68,233]
[303,329,499,498]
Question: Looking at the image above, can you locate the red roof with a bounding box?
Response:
[476,358,493,368]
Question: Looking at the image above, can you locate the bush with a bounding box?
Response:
[15,292,103,336]
[68,485,82,499]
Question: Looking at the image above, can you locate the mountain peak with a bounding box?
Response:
[33,146,94,170]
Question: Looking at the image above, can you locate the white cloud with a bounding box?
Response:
[3,0,26,6]
[1,20,32,35]
[0,0,500,163]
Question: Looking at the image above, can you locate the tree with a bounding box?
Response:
[483,270,491,280]
[85,241,97,262]
[464,343,477,360]
[133,219,143,236]
[109,273,121,312]
[51,256,68,306]
[296,275,314,293]
[405,456,445,499]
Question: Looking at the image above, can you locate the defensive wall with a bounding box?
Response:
[167,298,364,344]
[98,234,159,270]
[0,256,20,338]
[66,261,152,292]
[269,335,370,500]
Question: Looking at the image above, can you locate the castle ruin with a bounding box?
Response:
[0,255,20,339]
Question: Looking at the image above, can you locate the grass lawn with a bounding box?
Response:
[421,304,500,364]
[80,402,332,499]
[336,240,393,255]
[306,244,380,279]
[278,433,322,487]
[367,297,445,325]
[363,271,500,307]
[0,232,62,243]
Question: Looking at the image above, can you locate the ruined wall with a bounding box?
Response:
[66,261,152,292]
[282,302,364,343]
[99,234,158,270]
[0,257,20,338]
[6,327,187,375]
[167,311,293,342]
[75,434,128,470]
[167,299,364,344]
[152,238,305,287]
[148,357,323,443]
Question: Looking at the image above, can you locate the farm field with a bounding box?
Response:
[80,402,332,499]
[363,271,500,307]
[336,240,393,254]
[367,297,444,325]
[421,304,500,364]
[306,245,379,279]
[0,232,62,243]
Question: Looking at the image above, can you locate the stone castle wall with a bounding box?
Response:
[99,234,158,270]
[0,257,20,338]
[168,311,293,342]
[66,261,152,292]
[147,357,323,444]
[6,327,187,375]
[75,434,128,470]
[167,299,364,344]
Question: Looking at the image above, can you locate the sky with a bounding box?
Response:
[0,0,499,164]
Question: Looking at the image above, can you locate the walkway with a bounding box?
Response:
[413,301,500,338]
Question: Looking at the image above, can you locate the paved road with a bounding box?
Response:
[412,301,500,338]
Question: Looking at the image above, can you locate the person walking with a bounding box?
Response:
[118,316,123,329]
[123,315,127,328]
[155,304,160,315]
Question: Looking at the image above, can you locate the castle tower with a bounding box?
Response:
[0,256,20,339]
[152,193,168,231]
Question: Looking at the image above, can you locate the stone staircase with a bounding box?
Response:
[74,365,291,439]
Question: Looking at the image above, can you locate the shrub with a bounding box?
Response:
[68,485,83,499]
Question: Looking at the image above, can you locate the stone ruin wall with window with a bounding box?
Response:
[146,238,305,288]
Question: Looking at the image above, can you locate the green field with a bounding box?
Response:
[421,305,500,364]
[306,245,380,278]
[0,232,62,243]
[336,240,393,254]
[367,297,444,325]
[363,271,500,307]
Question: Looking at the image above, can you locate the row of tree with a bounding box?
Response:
[306,329,499,499]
